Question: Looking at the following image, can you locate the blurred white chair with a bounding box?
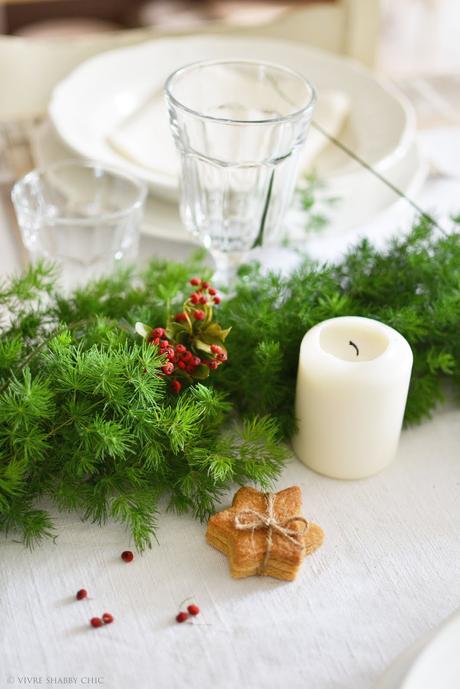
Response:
[0,0,379,123]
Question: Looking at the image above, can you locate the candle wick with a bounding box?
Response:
[349,340,359,356]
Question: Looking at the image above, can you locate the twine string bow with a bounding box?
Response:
[234,493,310,574]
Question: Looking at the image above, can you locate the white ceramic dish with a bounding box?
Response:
[402,612,460,689]
[49,35,416,202]
[374,610,460,689]
[32,119,427,257]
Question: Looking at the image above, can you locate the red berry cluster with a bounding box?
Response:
[175,602,200,623]
[143,278,228,394]
[75,588,114,628]
[174,278,221,323]
[90,612,114,628]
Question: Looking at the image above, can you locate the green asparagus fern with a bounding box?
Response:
[1,214,460,548]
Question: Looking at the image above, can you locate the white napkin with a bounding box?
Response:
[107,89,350,179]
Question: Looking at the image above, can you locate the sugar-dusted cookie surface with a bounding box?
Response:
[206,486,324,581]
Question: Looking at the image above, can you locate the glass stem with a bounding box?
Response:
[211,250,246,289]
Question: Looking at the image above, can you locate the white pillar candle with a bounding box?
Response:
[293,316,413,479]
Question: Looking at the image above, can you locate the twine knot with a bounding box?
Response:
[234,493,309,574]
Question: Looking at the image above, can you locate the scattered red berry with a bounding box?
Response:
[152,327,165,339]
[192,356,201,367]
[76,589,88,601]
[160,340,169,349]
[199,295,208,304]
[176,612,189,623]
[178,360,186,369]
[217,351,227,362]
[201,282,210,289]
[90,617,103,628]
[190,292,200,304]
[170,380,182,394]
[162,362,175,375]
[190,278,201,286]
[208,360,219,370]
[175,313,187,322]
[213,296,221,305]
[193,310,205,321]
[187,604,200,616]
[176,344,186,354]
[121,550,134,563]
[210,344,223,355]
[102,612,114,624]
[208,288,217,296]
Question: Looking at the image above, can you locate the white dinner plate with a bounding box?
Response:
[49,35,416,202]
[374,610,460,689]
[402,612,460,689]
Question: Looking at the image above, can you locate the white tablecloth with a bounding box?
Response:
[1,128,460,689]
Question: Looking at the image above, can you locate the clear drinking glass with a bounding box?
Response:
[12,160,147,290]
[165,59,316,284]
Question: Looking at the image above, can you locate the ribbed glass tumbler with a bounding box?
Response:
[165,60,316,285]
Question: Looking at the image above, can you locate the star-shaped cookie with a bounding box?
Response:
[206,486,323,581]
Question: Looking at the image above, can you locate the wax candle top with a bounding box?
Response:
[319,319,389,362]
[300,316,413,378]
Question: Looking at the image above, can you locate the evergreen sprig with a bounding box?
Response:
[0,262,287,549]
[1,215,460,548]
[219,215,460,433]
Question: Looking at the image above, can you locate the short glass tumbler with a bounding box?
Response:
[165,60,315,284]
[12,160,147,290]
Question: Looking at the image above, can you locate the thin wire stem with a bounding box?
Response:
[311,121,449,236]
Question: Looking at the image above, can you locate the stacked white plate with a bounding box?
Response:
[375,610,460,689]
[44,35,427,258]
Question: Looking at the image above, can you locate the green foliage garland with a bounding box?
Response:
[219,215,460,434]
[1,216,459,548]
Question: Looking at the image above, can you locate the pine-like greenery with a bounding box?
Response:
[1,215,460,548]
[0,257,287,549]
[219,215,460,434]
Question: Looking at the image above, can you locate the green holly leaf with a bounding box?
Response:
[191,364,210,380]
[194,338,213,354]
[202,322,232,342]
